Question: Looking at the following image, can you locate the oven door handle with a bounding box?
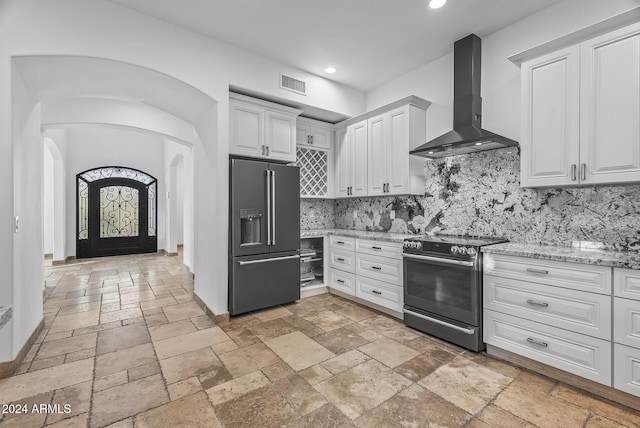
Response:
[403,309,476,335]
[402,253,474,267]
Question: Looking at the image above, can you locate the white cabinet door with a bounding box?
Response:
[265,109,297,162]
[367,113,386,196]
[297,121,331,149]
[335,127,350,198]
[580,23,640,185]
[351,120,368,196]
[520,46,580,187]
[386,106,410,195]
[229,100,265,158]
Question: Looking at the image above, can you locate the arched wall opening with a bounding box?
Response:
[7,55,226,363]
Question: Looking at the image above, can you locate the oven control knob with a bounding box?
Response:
[413,242,421,249]
[458,246,467,255]
[403,241,409,248]
[467,247,477,256]
[451,246,459,254]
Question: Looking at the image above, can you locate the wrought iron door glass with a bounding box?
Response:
[100,185,139,238]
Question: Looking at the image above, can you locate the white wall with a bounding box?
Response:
[366,0,640,143]
[61,125,166,257]
[164,139,192,266]
[10,62,43,361]
[43,140,54,255]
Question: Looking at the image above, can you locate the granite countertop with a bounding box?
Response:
[0,306,12,330]
[482,242,640,270]
[301,228,415,243]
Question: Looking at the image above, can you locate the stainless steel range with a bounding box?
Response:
[402,235,507,352]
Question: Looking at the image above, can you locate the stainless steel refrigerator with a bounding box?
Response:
[229,158,300,315]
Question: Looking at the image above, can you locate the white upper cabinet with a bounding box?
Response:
[297,117,331,149]
[519,22,640,188]
[335,121,368,198]
[294,117,335,199]
[229,93,301,163]
[580,24,640,184]
[335,127,350,198]
[520,46,580,187]
[350,120,369,197]
[335,96,430,198]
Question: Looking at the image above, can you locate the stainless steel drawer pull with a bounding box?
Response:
[336,257,345,262]
[527,337,548,348]
[372,266,382,270]
[526,268,549,275]
[571,164,577,181]
[336,241,345,244]
[336,279,345,284]
[526,299,549,307]
[371,246,382,250]
[580,163,586,181]
[372,290,382,295]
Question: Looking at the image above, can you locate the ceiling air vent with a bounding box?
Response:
[280,74,306,96]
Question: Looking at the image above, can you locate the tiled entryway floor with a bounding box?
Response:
[1,253,640,427]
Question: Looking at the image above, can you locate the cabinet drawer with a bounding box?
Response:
[328,249,355,273]
[356,239,402,260]
[329,235,356,251]
[614,343,640,397]
[484,310,612,385]
[614,268,640,300]
[614,297,640,348]
[329,268,355,295]
[356,253,403,285]
[355,276,402,312]
[484,275,611,340]
[484,254,611,294]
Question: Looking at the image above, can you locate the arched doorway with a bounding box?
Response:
[77,166,157,258]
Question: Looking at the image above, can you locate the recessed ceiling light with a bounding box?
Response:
[429,0,446,9]
[427,151,434,154]
[324,66,337,74]
[474,142,483,146]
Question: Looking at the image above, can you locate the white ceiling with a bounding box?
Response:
[106,0,565,92]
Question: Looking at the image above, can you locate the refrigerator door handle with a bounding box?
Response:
[266,170,272,245]
[237,254,300,265]
[271,169,276,246]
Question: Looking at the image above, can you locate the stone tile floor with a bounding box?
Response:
[1,253,640,427]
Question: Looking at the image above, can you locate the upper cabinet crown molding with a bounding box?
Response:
[509,6,640,67]
[336,96,431,128]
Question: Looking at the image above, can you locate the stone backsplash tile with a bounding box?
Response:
[300,199,335,230]
[333,148,640,251]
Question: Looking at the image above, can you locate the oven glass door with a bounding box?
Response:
[403,254,481,326]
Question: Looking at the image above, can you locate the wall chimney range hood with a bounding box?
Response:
[410,34,517,159]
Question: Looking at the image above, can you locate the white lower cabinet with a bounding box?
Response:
[327,236,403,314]
[485,311,611,385]
[484,254,613,387]
[328,248,355,273]
[614,343,640,396]
[355,276,402,312]
[329,268,355,295]
[613,268,640,397]
[483,274,611,340]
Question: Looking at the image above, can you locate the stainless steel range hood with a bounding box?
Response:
[410,34,517,159]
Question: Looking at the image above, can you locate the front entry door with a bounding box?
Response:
[77,167,157,258]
